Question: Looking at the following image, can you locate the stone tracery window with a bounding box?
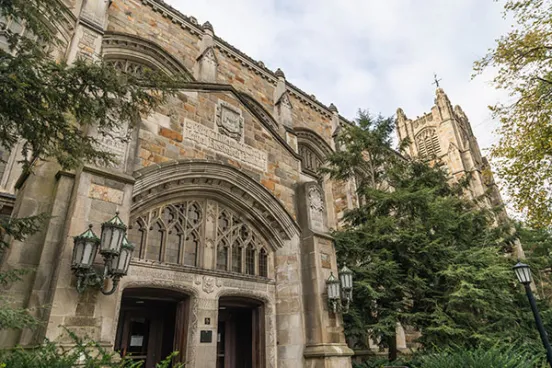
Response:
[129,201,202,266]
[299,143,324,177]
[416,128,441,159]
[107,58,152,77]
[129,199,271,278]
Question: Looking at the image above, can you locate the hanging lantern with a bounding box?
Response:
[109,236,135,277]
[326,272,341,313]
[99,212,127,257]
[339,264,353,291]
[71,224,100,270]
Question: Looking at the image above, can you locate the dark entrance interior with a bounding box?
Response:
[115,288,190,368]
[217,297,265,368]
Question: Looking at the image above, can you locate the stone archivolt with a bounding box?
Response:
[132,160,300,249]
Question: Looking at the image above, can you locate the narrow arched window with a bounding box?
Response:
[246,245,255,275]
[259,248,268,277]
[217,240,229,271]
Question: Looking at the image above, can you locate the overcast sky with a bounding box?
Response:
[165,0,510,155]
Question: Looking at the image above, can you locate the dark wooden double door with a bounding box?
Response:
[115,289,189,368]
[217,298,265,368]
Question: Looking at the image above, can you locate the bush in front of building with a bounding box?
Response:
[352,344,547,368]
[0,329,185,368]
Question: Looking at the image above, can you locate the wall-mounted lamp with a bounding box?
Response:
[71,212,134,295]
[326,264,354,314]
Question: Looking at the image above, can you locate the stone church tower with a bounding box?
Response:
[396,88,504,208]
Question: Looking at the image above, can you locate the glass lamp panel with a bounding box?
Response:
[514,263,532,284]
[72,240,84,268]
[82,241,98,267]
[100,226,113,253]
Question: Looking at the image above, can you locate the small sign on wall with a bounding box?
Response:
[200,330,213,343]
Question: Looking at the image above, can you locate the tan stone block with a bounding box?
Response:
[88,183,124,205]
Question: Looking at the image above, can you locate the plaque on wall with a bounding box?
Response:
[200,330,213,343]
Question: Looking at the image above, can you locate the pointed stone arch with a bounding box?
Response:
[294,128,334,177]
[132,160,299,249]
[102,32,194,79]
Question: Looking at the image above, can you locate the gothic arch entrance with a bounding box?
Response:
[217,296,265,368]
[114,288,190,367]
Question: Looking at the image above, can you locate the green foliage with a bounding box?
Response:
[326,111,548,359]
[409,345,546,368]
[0,0,182,334]
[473,0,552,228]
[0,329,186,367]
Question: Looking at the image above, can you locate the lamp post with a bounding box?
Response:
[71,212,134,295]
[513,261,552,367]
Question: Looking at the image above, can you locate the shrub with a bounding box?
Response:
[409,345,546,368]
[0,330,184,368]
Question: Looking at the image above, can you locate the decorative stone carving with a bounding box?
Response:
[95,123,130,169]
[183,119,267,172]
[215,100,244,141]
[202,276,217,294]
[304,182,327,232]
[278,92,292,109]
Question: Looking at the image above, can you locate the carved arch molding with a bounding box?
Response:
[132,160,300,249]
[295,128,334,177]
[102,32,194,79]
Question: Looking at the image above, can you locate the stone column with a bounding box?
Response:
[297,182,353,368]
[66,0,111,63]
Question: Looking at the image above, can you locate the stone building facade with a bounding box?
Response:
[0,1,358,367]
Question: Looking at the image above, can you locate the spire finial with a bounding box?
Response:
[432,73,442,88]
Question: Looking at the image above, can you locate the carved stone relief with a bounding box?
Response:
[215,100,244,141]
[306,183,327,232]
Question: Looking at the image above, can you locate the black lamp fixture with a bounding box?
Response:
[71,212,134,295]
[513,261,552,367]
[326,264,354,314]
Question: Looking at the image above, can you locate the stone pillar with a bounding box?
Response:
[66,0,111,63]
[297,182,353,367]
[273,69,293,128]
[194,22,218,82]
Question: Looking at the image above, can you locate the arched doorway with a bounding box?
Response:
[217,296,265,368]
[114,288,190,367]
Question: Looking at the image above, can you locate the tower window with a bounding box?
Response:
[415,128,440,159]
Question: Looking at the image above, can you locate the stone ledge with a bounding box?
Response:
[130,258,276,285]
[83,164,135,185]
[304,343,354,358]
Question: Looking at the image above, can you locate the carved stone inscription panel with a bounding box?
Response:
[183,119,268,172]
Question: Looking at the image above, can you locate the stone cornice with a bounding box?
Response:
[137,0,340,119]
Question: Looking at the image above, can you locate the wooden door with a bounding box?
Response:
[119,309,163,368]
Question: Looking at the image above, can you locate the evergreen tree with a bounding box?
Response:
[0,0,182,330]
[324,111,545,360]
